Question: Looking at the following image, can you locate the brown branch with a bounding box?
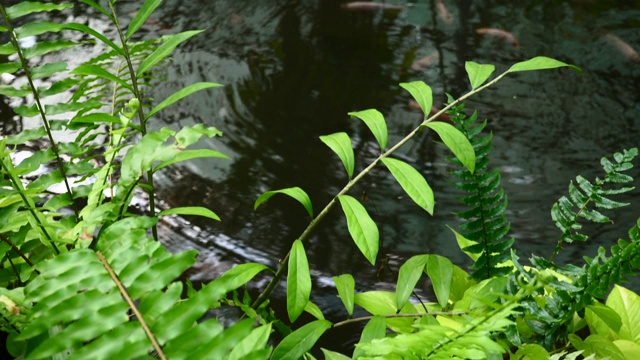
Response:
[0,233,39,273]
[96,251,167,360]
[332,311,466,328]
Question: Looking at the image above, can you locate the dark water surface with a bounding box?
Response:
[136,0,640,278]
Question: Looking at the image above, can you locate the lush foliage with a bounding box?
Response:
[0,1,638,360]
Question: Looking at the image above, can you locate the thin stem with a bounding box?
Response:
[252,70,512,309]
[97,251,167,360]
[0,5,79,219]
[0,233,39,273]
[332,311,465,329]
[107,2,158,241]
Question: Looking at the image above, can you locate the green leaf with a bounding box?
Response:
[319,132,354,179]
[6,2,73,20]
[254,187,313,219]
[426,254,453,309]
[332,274,355,317]
[508,56,582,75]
[426,121,476,174]
[349,109,388,150]
[337,195,379,265]
[353,316,386,359]
[147,82,223,119]
[228,324,272,360]
[354,291,417,333]
[304,301,325,320]
[71,64,133,92]
[465,61,495,89]
[71,113,120,125]
[586,302,622,335]
[79,0,113,20]
[396,255,429,311]
[606,285,640,342]
[613,340,640,360]
[137,30,204,76]
[287,240,311,323]
[271,320,332,360]
[212,263,270,295]
[400,81,433,116]
[158,206,220,221]
[0,61,21,74]
[321,348,351,360]
[448,226,480,262]
[126,0,163,39]
[381,157,434,215]
[154,149,230,172]
[514,344,550,360]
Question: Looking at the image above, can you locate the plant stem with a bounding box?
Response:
[252,70,512,309]
[108,2,159,241]
[0,5,79,220]
[0,233,39,272]
[332,311,465,328]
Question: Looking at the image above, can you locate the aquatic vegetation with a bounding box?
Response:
[0,1,638,359]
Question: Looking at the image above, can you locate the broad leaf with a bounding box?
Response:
[127,0,163,39]
[426,121,475,174]
[349,109,388,150]
[465,61,495,89]
[400,81,432,116]
[271,320,332,360]
[337,195,379,265]
[508,56,582,74]
[147,82,223,119]
[304,301,325,320]
[353,316,386,359]
[606,285,640,342]
[396,255,429,310]
[154,149,230,172]
[382,157,434,215]
[228,324,272,360]
[333,274,355,317]
[448,226,480,261]
[354,291,417,333]
[426,254,453,309]
[319,132,354,179]
[158,206,220,221]
[322,348,351,360]
[586,302,622,336]
[254,187,313,219]
[137,30,203,76]
[287,240,311,323]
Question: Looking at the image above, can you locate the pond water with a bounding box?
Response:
[133,0,640,280]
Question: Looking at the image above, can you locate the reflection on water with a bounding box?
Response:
[145,1,638,279]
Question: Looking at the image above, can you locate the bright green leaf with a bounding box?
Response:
[337,195,379,265]
[137,30,203,76]
[400,81,433,117]
[71,113,120,125]
[333,274,355,317]
[147,82,223,119]
[322,348,351,360]
[158,206,220,221]
[6,2,73,19]
[349,109,388,150]
[319,132,354,179]
[465,61,495,89]
[304,301,325,320]
[508,56,582,75]
[607,285,640,342]
[613,340,640,360]
[354,291,417,333]
[126,0,162,39]
[382,157,434,215]
[353,316,386,359]
[71,64,133,92]
[254,187,313,219]
[396,255,429,311]
[271,320,332,360]
[288,240,311,323]
[154,149,230,172]
[426,254,453,309]
[426,121,476,174]
[514,344,550,360]
[228,324,272,360]
[586,302,622,335]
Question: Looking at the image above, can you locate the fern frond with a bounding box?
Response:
[445,99,514,280]
[550,148,637,259]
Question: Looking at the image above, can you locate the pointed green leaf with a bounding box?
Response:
[0,61,21,74]
[396,255,429,310]
[508,56,582,74]
[137,30,203,76]
[126,0,163,39]
[465,61,495,89]
[63,23,123,55]
[426,255,454,309]
[287,240,311,323]
[154,149,230,172]
[6,2,73,20]
[426,121,476,173]
[381,157,434,215]
[586,302,622,335]
[158,206,220,221]
[332,274,355,317]
[71,64,133,92]
[613,340,640,360]
[322,348,351,360]
[71,113,120,125]
[228,324,272,360]
[23,39,78,59]
[400,81,432,116]
[349,109,388,150]
[607,285,640,341]
[147,82,223,119]
[319,132,354,179]
[353,316,386,359]
[271,320,332,360]
[337,195,379,265]
[304,301,325,320]
[79,0,113,20]
[448,226,480,261]
[254,187,313,219]
[214,263,270,293]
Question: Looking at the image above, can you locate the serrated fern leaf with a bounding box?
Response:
[550,148,637,259]
[445,99,513,280]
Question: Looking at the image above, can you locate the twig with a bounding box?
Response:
[0,233,39,273]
